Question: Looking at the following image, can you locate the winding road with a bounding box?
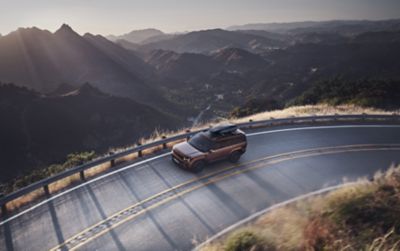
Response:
[1,123,400,251]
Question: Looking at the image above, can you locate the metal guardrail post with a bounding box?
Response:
[109,152,115,167]
[137,143,143,157]
[270,117,274,126]
[1,204,7,217]
[186,130,191,141]
[362,113,366,121]
[248,119,253,129]
[43,185,50,196]
[162,136,167,149]
[80,170,85,181]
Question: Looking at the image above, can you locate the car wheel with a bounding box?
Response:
[229,151,242,163]
[191,160,205,173]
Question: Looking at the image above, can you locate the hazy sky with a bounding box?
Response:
[1,0,399,35]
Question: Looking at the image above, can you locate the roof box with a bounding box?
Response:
[209,123,238,135]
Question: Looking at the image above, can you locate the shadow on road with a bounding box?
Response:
[150,166,216,235]
[244,170,290,203]
[47,199,65,247]
[118,172,179,250]
[205,182,248,219]
[85,186,126,251]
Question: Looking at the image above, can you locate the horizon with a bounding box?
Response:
[0,0,399,36]
[1,17,400,37]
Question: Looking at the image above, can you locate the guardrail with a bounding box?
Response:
[1,113,399,215]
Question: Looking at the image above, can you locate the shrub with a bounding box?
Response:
[291,78,400,109]
[224,230,267,251]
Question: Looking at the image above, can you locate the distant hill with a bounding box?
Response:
[145,47,269,83]
[0,83,181,182]
[115,39,140,51]
[211,47,268,71]
[352,30,400,43]
[138,29,284,54]
[107,28,165,43]
[145,49,220,80]
[228,19,400,35]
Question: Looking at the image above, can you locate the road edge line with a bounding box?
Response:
[193,181,358,250]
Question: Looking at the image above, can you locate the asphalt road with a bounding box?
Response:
[1,123,400,251]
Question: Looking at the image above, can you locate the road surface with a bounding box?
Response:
[1,123,400,251]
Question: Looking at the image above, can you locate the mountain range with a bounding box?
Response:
[228,19,400,34]
[107,28,165,43]
[1,19,400,182]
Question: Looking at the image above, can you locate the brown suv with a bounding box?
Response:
[172,124,247,172]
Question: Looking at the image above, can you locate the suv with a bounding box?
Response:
[172,124,247,172]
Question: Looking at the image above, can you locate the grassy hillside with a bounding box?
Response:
[291,78,400,109]
[201,166,400,251]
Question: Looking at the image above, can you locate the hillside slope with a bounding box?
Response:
[0,83,181,182]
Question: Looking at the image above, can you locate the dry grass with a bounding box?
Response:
[201,165,400,251]
[5,188,45,212]
[234,104,397,123]
[110,104,397,154]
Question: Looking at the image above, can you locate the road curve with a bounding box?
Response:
[1,123,400,251]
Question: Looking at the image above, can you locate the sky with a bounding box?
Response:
[0,0,399,36]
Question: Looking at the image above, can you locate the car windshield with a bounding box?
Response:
[188,133,214,152]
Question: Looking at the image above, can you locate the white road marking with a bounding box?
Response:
[1,124,400,226]
[0,152,170,226]
[247,124,400,136]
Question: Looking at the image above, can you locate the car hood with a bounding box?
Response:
[173,142,203,158]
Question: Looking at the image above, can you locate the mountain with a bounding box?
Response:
[229,19,400,35]
[0,24,181,112]
[107,28,164,43]
[82,32,153,78]
[115,39,140,51]
[138,29,284,54]
[0,83,181,182]
[229,21,321,32]
[211,48,268,71]
[145,47,268,83]
[352,31,400,43]
[47,82,77,96]
[145,49,219,80]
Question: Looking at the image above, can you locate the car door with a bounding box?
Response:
[208,138,233,162]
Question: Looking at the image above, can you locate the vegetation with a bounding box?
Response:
[230,98,282,118]
[0,151,95,195]
[0,83,179,184]
[201,166,400,251]
[291,78,400,109]
[224,230,267,251]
